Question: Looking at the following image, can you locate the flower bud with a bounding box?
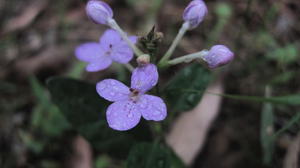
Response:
[137,54,150,65]
[202,45,234,68]
[183,0,208,29]
[86,0,113,25]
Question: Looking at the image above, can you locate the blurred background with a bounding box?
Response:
[0,0,300,167]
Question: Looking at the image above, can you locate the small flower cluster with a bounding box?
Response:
[75,0,234,131]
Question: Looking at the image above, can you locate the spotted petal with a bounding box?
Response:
[138,94,167,121]
[86,56,112,72]
[100,29,122,50]
[96,79,130,102]
[106,100,141,131]
[75,42,104,62]
[131,64,159,93]
[111,36,137,64]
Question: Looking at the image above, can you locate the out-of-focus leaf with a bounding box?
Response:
[266,44,298,65]
[215,3,232,19]
[19,130,45,154]
[255,32,277,50]
[207,2,232,46]
[269,71,295,85]
[274,112,300,137]
[126,142,185,168]
[260,87,275,165]
[95,155,110,168]
[0,81,17,94]
[47,77,106,126]
[68,62,86,79]
[40,160,60,168]
[47,77,152,158]
[78,121,151,158]
[164,64,212,112]
[30,77,70,137]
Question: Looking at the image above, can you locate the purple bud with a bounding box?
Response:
[183,0,208,29]
[202,45,234,68]
[86,0,113,25]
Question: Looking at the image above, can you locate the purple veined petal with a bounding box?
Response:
[86,0,113,25]
[75,42,104,62]
[110,43,134,64]
[131,64,159,93]
[106,100,141,131]
[137,94,167,121]
[99,29,122,50]
[202,45,234,68]
[96,79,130,102]
[183,0,208,29]
[86,56,112,72]
[128,35,138,43]
[110,35,137,63]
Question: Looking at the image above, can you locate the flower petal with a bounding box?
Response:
[75,42,104,62]
[100,29,122,50]
[111,44,133,64]
[138,94,167,121]
[183,0,207,29]
[86,56,112,72]
[131,64,158,93]
[96,79,130,102]
[110,36,137,63]
[129,35,138,43]
[202,45,234,68]
[86,0,113,25]
[106,100,141,131]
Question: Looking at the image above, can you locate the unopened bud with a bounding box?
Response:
[202,45,234,68]
[183,0,208,29]
[137,54,150,65]
[86,0,113,25]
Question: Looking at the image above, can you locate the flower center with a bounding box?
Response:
[105,44,113,56]
[129,88,140,103]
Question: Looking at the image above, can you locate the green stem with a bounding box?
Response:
[158,22,190,65]
[124,63,134,72]
[160,50,208,68]
[107,18,144,57]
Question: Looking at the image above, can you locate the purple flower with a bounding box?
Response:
[202,45,234,68]
[75,29,137,72]
[96,64,167,131]
[183,0,208,29]
[86,0,113,25]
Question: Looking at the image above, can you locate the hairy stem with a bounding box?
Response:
[160,50,208,68]
[107,18,144,57]
[158,22,190,65]
[124,63,134,72]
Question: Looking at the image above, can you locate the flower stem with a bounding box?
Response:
[124,63,134,72]
[158,22,190,65]
[159,50,208,68]
[107,18,144,57]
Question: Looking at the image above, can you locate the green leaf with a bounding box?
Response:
[164,64,212,112]
[47,77,107,126]
[94,155,110,168]
[269,71,295,85]
[126,142,185,168]
[30,77,70,137]
[19,130,45,154]
[47,77,152,158]
[67,62,86,79]
[266,44,298,65]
